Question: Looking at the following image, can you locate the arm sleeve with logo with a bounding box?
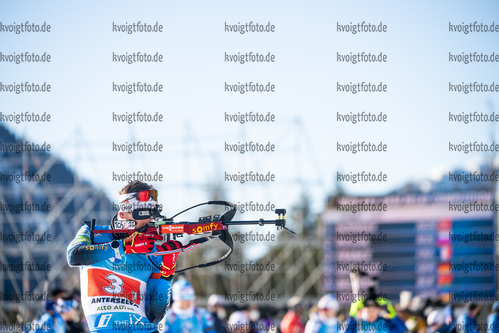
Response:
[66,225,125,267]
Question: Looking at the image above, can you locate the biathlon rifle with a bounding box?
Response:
[82,201,294,272]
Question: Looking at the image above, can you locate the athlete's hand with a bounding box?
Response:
[376,298,397,319]
[124,232,162,254]
[349,298,364,317]
[156,241,183,280]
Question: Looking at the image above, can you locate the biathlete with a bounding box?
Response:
[67,181,182,333]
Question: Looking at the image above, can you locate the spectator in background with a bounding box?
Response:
[308,306,319,323]
[245,304,262,333]
[50,288,66,304]
[30,300,66,333]
[258,308,278,333]
[443,303,455,327]
[344,298,406,333]
[304,294,340,333]
[456,303,480,333]
[56,291,85,333]
[208,294,228,333]
[396,291,428,333]
[245,303,278,333]
[426,309,453,333]
[50,288,67,317]
[228,311,251,333]
[160,279,215,333]
[397,308,426,333]
[281,296,305,333]
[487,301,499,333]
[435,293,455,328]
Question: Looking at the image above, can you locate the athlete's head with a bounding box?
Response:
[118,181,158,230]
[364,300,382,323]
[172,279,196,310]
[228,311,250,333]
[427,309,444,332]
[467,302,481,318]
[317,294,339,319]
[287,296,304,315]
[208,294,227,319]
[44,300,56,314]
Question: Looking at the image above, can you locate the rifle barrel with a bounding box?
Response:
[222,219,285,225]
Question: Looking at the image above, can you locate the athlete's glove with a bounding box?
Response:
[156,241,183,280]
[124,232,162,254]
[376,298,397,319]
[349,298,364,317]
[349,297,397,319]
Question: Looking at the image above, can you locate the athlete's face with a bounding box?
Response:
[118,211,152,229]
[323,309,337,318]
[364,306,381,323]
[470,308,480,318]
[176,299,194,310]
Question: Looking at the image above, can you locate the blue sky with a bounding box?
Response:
[2,0,499,218]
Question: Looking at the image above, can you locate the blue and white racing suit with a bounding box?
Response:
[67,224,172,333]
[29,312,66,333]
[160,304,215,333]
[305,317,341,333]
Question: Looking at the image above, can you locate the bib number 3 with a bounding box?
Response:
[103,274,123,294]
